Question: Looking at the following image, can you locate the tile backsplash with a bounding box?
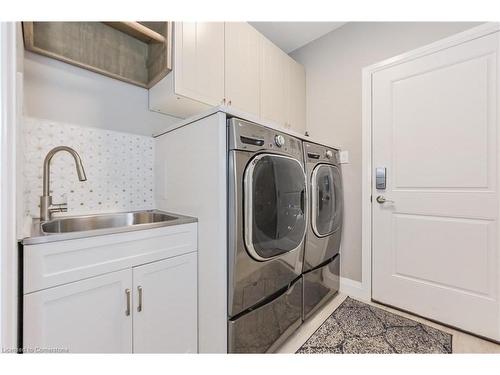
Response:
[23,117,155,220]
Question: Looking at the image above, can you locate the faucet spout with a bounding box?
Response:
[74,156,87,182]
[40,146,87,221]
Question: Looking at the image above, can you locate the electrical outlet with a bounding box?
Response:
[339,150,349,164]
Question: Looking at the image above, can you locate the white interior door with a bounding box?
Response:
[132,253,198,353]
[372,31,500,340]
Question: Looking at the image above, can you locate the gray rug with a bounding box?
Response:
[297,297,452,354]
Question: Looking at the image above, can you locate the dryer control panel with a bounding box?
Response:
[303,141,340,165]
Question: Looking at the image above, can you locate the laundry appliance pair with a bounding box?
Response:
[227,118,343,352]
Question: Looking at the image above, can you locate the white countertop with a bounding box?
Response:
[153,106,342,150]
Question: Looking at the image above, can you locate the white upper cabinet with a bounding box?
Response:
[225,22,261,115]
[260,42,306,133]
[150,22,306,131]
[286,57,306,134]
[149,22,225,118]
[260,36,288,127]
[175,22,225,106]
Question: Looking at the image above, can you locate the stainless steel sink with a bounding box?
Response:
[23,210,197,245]
[41,211,178,234]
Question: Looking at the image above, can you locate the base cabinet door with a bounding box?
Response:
[24,269,133,353]
[132,252,198,353]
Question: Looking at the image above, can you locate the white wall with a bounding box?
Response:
[291,22,482,282]
[23,51,179,136]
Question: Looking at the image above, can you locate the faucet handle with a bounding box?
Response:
[49,203,68,214]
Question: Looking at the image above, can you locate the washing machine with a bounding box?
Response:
[227,118,307,353]
[302,141,343,320]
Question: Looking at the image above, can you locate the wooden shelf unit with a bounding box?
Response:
[103,22,166,44]
[22,21,172,88]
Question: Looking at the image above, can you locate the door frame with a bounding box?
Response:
[359,22,500,302]
[1,22,20,351]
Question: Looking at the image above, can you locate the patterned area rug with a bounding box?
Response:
[297,297,452,354]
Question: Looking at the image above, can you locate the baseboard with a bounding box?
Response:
[339,277,371,302]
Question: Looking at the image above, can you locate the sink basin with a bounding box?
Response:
[23,209,197,245]
[41,211,178,234]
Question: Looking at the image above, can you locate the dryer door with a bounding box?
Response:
[311,164,343,237]
[244,153,307,261]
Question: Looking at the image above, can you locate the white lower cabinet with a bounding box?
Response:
[132,253,197,353]
[24,269,133,353]
[23,223,198,353]
[24,253,197,353]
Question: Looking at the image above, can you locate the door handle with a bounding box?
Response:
[300,189,305,213]
[376,195,394,204]
[125,288,131,316]
[137,286,143,312]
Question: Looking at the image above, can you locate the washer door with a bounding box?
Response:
[311,164,342,237]
[244,153,307,261]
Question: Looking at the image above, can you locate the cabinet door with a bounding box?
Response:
[24,269,132,353]
[132,252,198,353]
[287,58,306,134]
[260,36,287,127]
[174,22,225,106]
[225,22,261,115]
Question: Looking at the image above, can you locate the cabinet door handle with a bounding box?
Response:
[137,286,143,312]
[125,288,131,316]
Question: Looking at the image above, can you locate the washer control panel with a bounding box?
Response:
[228,117,302,158]
[274,134,285,148]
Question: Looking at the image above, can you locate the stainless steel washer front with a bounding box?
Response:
[302,141,343,321]
[227,118,307,352]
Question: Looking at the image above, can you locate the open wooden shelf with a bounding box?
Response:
[22,21,172,89]
[103,22,166,44]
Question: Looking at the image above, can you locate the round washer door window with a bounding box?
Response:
[244,153,307,260]
[311,164,342,237]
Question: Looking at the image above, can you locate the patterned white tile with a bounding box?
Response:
[23,117,155,219]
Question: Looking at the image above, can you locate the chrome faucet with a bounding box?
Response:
[40,146,87,221]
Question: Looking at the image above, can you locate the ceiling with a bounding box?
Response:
[249,22,346,53]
